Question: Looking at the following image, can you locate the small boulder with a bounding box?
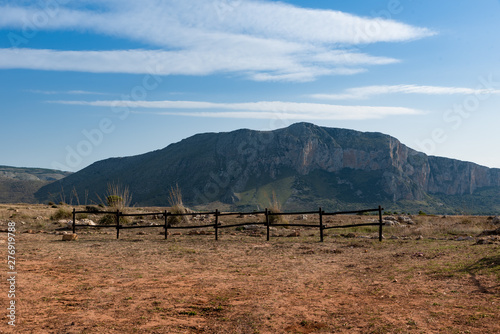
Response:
[80,219,96,226]
[383,220,399,226]
[492,216,500,224]
[398,216,415,225]
[456,236,474,241]
[62,234,78,241]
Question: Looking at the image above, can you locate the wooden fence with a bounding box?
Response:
[71,206,385,242]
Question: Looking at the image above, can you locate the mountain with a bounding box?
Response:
[35,123,500,214]
[0,166,72,203]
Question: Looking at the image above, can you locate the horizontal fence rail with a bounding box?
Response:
[71,206,385,242]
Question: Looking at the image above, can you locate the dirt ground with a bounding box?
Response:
[1,204,499,333]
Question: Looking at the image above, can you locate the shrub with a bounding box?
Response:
[97,182,132,210]
[99,214,116,225]
[51,208,72,220]
[268,191,287,225]
[85,205,101,213]
[107,195,123,207]
[98,214,129,225]
[168,204,191,226]
[167,184,191,226]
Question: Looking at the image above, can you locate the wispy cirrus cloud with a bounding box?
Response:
[48,99,423,121]
[0,47,385,81]
[310,84,500,100]
[27,89,110,95]
[0,0,435,81]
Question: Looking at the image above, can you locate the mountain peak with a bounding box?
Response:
[35,124,500,214]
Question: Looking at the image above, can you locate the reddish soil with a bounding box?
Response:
[0,205,499,333]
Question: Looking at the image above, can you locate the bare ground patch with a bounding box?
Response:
[0,205,499,333]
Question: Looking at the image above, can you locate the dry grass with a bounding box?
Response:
[268,190,287,225]
[1,204,499,333]
[167,184,192,226]
[95,182,132,211]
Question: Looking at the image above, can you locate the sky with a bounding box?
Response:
[1,0,500,172]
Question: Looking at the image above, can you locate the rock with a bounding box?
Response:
[344,232,357,238]
[296,215,308,220]
[243,224,260,230]
[136,231,148,235]
[415,235,424,240]
[80,219,96,226]
[456,236,474,241]
[62,234,78,241]
[476,236,500,245]
[398,216,415,225]
[478,228,500,236]
[383,220,399,226]
[385,216,398,222]
[492,216,500,224]
[287,231,300,237]
[390,235,399,240]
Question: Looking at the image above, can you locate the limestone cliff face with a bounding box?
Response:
[426,157,500,195]
[208,122,499,201]
[36,122,500,210]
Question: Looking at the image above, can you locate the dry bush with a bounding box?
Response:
[268,190,287,225]
[167,184,191,226]
[107,182,132,210]
[96,182,132,211]
[50,207,72,220]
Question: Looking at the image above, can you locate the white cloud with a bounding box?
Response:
[0,0,435,81]
[310,84,500,100]
[27,89,109,95]
[48,99,423,121]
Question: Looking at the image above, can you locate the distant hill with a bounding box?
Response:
[0,166,71,203]
[35,123,500,214]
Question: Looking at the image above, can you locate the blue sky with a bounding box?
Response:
[1,0,500,171]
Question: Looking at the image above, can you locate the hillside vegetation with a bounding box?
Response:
[0,166,71,203]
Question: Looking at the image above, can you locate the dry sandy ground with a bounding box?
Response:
[0,205,499,333]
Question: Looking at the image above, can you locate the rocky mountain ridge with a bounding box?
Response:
[35,123,500,214]
[0,166,72,203]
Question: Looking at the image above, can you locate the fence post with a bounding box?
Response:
[72,208,76,234]
[116,209,120,240]
[164,210,168,240]
[378,205,383,242]
[213,209,218,241]
[265,208,270,241]
[319,207,324,242]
